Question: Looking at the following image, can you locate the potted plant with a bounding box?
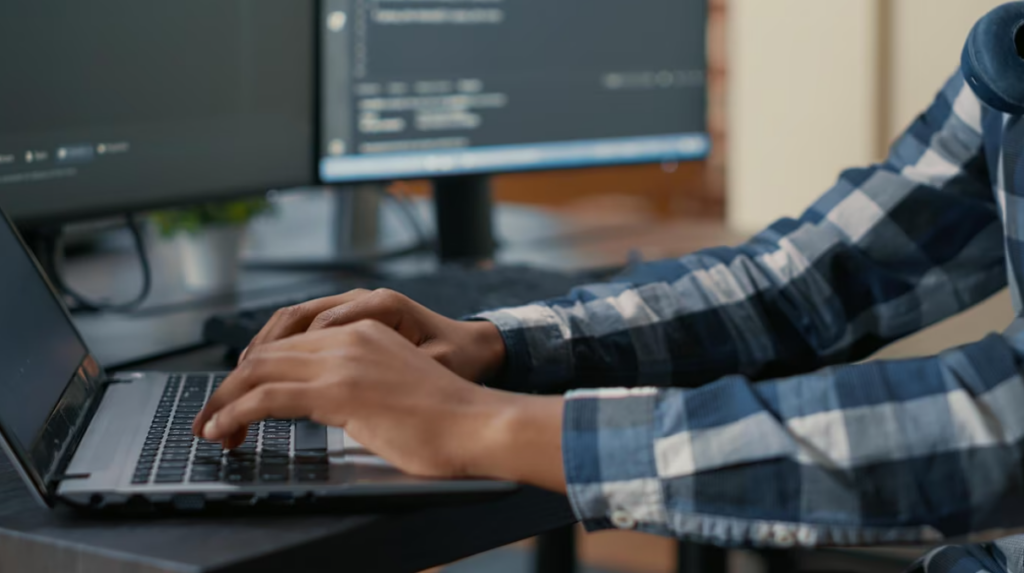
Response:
[149,198,272,292]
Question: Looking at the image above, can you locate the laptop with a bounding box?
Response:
[0,209,516,512]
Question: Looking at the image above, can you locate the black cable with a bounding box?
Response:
[53,189,428,312]
[55,213,153,313]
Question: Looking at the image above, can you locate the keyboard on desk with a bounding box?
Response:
[133,374,329,486]
[204,264,615,354]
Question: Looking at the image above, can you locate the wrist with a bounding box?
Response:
[465,320,507,382]
[464,391,566,493]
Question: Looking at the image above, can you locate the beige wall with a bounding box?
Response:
[887,0,1005,140]
[727,0,1004,233]
[725,0,1014,357]
[726,0,880,233]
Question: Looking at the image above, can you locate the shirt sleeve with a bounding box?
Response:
[474,71,1004,394]
[562,325,1024,548]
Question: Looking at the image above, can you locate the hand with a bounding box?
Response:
[243,289,507,383]
[194,320,566,491]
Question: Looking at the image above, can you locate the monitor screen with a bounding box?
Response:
[319,0,709,182]
[0,1,316,225]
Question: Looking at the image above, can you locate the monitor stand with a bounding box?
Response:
[433,174,496,265]
[245,184,422,272]
[246,176,496,270]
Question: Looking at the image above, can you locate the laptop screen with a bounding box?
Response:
[0,214,89,484]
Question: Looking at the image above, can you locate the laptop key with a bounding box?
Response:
[294,452,329,465]
[226,471,255,484]
[156,461,187,470]
[161,457,191,465]
[259,467,289,482]
[295,420,327,451]
[259,456,289,466]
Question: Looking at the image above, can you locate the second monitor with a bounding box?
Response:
[319,0,709,182]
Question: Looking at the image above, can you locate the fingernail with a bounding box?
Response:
[203,414,219,440]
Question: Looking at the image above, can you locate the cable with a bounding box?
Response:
[52,189,430,311]
[54,213,153,313]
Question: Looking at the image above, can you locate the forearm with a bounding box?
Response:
[560,328,1024,547]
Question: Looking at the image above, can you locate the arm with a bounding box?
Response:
[552,326,1024,547]
[196,317,1024,547]
[477,71,1005,393]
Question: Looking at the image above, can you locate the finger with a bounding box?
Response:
[308,289,407,332]
[244,289,372,359]
[248,326,368,359]
[193,353,322,435]
[202,383,316,443]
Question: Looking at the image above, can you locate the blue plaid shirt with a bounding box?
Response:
[476,70,1024,566]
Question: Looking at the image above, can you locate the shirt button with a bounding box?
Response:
[610,509,637,530]
[772,524,796,547]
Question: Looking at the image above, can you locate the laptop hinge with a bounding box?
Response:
[52,473,91,482]
[42,368,109,496]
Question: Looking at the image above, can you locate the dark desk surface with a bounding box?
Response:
[0,457,574,573]
[0,202,740,573]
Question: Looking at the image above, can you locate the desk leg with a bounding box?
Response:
[677,542,728,573]
[535,525,576,573]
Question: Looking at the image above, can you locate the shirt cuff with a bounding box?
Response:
[562,387,675,537]
[470,304,575,392]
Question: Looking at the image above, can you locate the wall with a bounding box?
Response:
[887,0,1004,139]
[726,0,880,233]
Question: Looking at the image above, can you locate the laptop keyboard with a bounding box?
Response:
[132,374,330,486]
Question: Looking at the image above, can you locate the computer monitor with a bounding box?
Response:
[0,0,317,227]
[318,0,708,259]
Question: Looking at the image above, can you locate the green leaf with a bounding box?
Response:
[149,198,273,237]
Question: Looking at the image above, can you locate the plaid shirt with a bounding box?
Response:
[477,70,1024,567]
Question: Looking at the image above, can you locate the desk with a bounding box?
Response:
[0,461,573,572]
[0,203,744,573]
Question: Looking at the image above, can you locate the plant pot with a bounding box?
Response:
[175,224,246,293]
